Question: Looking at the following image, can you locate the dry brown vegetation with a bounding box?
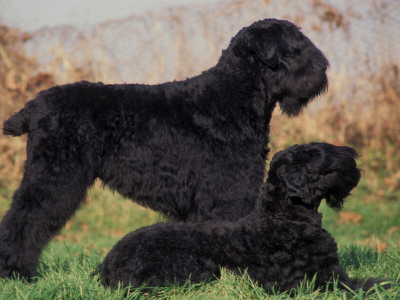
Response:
[0,25,54,186]
[0,0,399,196]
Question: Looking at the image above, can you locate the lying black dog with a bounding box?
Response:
[0,19,328,279]
[98,143,384,292]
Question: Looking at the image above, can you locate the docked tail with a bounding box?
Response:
[3,107,30,136]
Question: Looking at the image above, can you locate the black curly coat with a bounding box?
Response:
[98,143,382,292]
[0,19,328,279]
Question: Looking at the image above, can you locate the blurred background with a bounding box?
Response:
[0,0,399,247]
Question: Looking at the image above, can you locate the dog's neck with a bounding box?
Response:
[258,181,323,227]
[216,49,254,72]
[194,63,276,154]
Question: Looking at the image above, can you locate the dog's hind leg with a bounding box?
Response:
[0,155,95,279]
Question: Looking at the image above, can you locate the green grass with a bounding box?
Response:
[320,177,400,248]
[0,181,399,299]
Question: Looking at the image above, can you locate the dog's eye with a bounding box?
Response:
[282,52,293,58]
[282,49,299,58]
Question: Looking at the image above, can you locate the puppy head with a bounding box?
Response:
[224,18,329,116]
[266,143,360,211]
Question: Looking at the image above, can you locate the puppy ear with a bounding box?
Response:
[249,30,279,68]
[277,166,313,206]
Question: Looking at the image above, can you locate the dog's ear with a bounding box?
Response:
[252,35,279,68]
[277,166,314,208]
[249,29,279,68]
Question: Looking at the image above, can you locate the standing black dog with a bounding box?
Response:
[98,143,382,292]
[0,19,328,279]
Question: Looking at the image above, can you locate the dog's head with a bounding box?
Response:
[264,143,360,212]
[223,19,329,116]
